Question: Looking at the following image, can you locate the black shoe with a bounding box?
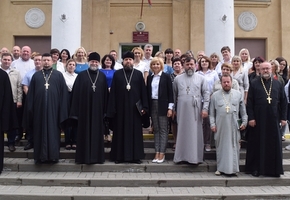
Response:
[24,143,33,150]
[252,171,260,177]
[132,160,142,164]
[8,145,16,152]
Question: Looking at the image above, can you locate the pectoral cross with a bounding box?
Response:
[92,84,96,92]
[267,96,272,104]
[186,86,190,94]
[44,82,49,90]
[225,105,230,113]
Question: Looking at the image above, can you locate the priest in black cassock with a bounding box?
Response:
[107,51,148,164]
[23,53,68,163]
[0,70,18,173]
[246,62,287,177]
[70,52,108,164]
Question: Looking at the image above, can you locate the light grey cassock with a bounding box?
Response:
[209,89,247,174]
[173,73,210,164]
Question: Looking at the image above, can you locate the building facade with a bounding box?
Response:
[0,0,288,60]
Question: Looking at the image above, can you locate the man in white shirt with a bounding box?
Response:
[109,50,123,70]
[12,46,35,145]
[143,44,153,71]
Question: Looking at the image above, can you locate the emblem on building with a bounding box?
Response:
[25,8,45,29]
[135,22,146,32]
[238,12,257,32]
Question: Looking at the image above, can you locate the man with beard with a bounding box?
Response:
[210,75,247,176]
[173,57,210,164]
[107,51,148,164]
[23,53,68,163]
[245,62,287,177]
[70,52,108,164]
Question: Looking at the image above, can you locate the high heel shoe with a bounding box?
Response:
[157,155,165,163]
[152,158,158,163]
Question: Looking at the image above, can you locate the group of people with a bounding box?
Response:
[0,44,288,178]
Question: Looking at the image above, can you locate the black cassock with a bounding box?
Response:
[70,69,108,164]
[23,68,68,162]
[0,70,17,173]
[246,77,287,176]
[107,69,148,162]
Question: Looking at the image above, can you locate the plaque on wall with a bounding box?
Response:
[133,32,149,43]
[25,8,45,29]
[238,11,258,32]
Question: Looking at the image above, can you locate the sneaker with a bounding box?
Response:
[205,144,211,152]
[282,136,286,141]
[285,145,290,151]
[215,171,221,176]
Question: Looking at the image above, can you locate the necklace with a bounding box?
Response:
[123,68,134,91]
[261,77,272,104]
[222,90,232,113]
[42,69,53,90]
[87,69,99,92]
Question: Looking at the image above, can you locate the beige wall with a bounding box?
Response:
[0,0,289,60]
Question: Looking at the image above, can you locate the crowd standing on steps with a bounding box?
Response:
[0,45,289,178]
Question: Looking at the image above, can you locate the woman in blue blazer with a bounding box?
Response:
[147,57,174,163]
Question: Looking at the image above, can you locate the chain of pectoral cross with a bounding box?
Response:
[222,91,232,113]
[260,77,272,104]
[42,69,53,90]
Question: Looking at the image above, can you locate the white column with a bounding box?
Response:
[204,0,235,57]
[51,0,82,54]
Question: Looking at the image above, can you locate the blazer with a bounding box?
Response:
[146,72,174,116]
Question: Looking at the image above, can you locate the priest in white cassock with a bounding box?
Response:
[173,57,210,164]
[210,74,247,176]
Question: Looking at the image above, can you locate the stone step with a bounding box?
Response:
[5,146,290,160]
[0,185,290,199]
[3,158,290,173]
[1,171,290,188]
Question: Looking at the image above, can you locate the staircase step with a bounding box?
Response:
[3,158,290,173]
[1,171,290,187]
[0,185,290,199]
[5,147,290,160]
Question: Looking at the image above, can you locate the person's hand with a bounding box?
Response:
[201,110,208,118]
[211,126,217,133]
[17,102,22,108]
[240,124,246,130]
[249,120,256,127]
[167,109,172,118]
[281,120,287,126]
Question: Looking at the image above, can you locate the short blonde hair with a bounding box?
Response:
[150,57,164,72]
[221,63,233,72]
[131,47,144,60]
